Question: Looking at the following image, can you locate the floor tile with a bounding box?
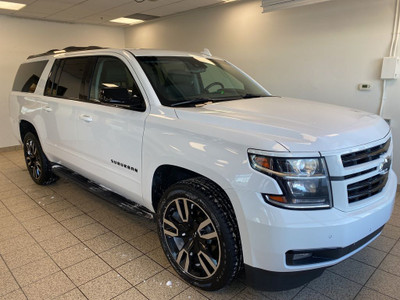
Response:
[198,280,246,300]
[30,222,69,242]
[351,246,387,267]
[0,224,27,242]
[51,242,95,269]
[80,270,131,299]
[328,258,375,285]
[22,271,75,300]
[0,269,20,297]
[173,288,209,300]
[35,193,63,207]
[382,224,400,240]
[84,231,124,254]
[0,232,36,255]
[21,185,54,200]
[368,235,397,253]
[42,200,73,214]
[99,242,142,268]
[129,231,161,253]
[355,287,395,300]
[7,200,39,214]
[366,269,400,299]
[64,255,111,285]
[136,269,188,300]
[0,188,24,200]
[307,270,362,300]
[72,222,109,241]
[22,214,57,232]
[12,256,60,287]
[379,254,400,276]
[54,288,87,300]
[0,289,27,300]
[117,255,163,286]
[61,214,96,231]
[293,287,330,300]
[112,223,151,241]
[40,232,80,254]
[1,194,32,208]
[390,240,400,257]
[113,287,148,300]
[52,206,83,222]
[14,206,47,222]
[147,247,170,268]
[0,215,20,230]
[2,243,48,269]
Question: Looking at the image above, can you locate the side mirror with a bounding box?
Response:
[100,87,145,111]
[100,87,130,103]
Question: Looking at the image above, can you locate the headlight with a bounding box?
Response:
[249,154,332,209]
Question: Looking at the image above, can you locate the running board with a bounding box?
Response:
[51,164,154,219]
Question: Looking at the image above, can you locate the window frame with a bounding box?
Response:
[44,55,146,112]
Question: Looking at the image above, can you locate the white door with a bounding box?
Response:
[74,55,148,204]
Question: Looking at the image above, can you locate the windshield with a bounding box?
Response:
[136,56,270,107]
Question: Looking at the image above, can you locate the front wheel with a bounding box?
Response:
[23,132,58,185]
[157,178,242,291]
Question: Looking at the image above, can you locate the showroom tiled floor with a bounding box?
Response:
[0,149,399,300]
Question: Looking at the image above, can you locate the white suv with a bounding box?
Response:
[9,47,397,291]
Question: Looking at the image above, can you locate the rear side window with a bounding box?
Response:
[12,60,48,93]
[45,57,96,100]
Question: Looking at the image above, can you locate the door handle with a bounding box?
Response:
[79,114,93,122]
[43,106,52,112]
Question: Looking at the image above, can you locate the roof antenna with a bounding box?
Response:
[201,48,212,56]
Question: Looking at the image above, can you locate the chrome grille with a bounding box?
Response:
[341,139,390,168]
[347,173,389,203]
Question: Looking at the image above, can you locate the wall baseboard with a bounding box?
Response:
[0,145,22,153]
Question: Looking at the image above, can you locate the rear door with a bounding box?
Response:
[41,56,96,164]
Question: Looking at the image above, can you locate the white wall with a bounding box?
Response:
[124,0,400,175]
[0,15,125,148]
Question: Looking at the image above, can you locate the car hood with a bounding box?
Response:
[174,97,390,152]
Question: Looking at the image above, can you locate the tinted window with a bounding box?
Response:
[56,57,96,100]
[90,57,145,111]
[12,60,48,93]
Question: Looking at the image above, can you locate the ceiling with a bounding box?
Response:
[0,0,234,26]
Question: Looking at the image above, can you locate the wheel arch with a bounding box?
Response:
[19,120,39,141]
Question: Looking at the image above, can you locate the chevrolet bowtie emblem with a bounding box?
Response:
[378,156,392,175]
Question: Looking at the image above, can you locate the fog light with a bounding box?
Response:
[292,252,312,261]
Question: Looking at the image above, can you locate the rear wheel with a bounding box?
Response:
[23,132,58,185]
[157,177,242,291]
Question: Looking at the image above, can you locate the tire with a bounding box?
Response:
[157,177,242,291]
[23,132,58,185]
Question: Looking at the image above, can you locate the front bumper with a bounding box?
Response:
[232,170,397,274]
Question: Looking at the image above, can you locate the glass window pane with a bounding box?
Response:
[56,57,95,100]
[90,57,144,109]
[12,60,48,93]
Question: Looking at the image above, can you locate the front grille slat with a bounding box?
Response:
[341,139,390,168]
[347,173,389,203]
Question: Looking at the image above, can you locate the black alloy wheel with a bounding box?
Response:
[157,177,242,291]
[163,197,221,279]
[23,132,58,185]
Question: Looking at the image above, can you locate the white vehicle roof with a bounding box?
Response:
[26,46,218,60]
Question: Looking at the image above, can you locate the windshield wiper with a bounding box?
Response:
[240,94,267,99]
[171,98,214,107]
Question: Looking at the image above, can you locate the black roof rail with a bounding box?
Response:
[27,46,106,59]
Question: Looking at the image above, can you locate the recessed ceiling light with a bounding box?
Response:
[223,0,237,3]
[0,1,26,10]
[110,17,144,25]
